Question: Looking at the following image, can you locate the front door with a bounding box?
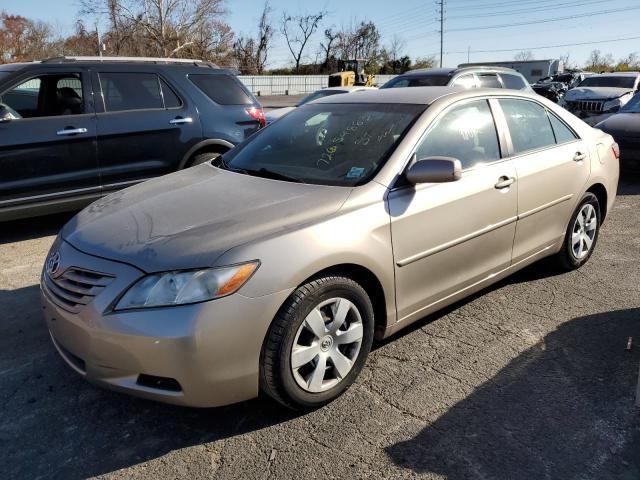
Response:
[92,70,202,190]
[388,98,518,325]
[496,98,592,262]
[0,70,97,206]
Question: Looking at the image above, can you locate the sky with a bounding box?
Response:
[4,0,640,69]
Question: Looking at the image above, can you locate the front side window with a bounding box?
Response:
[415,99,501,169]
[499,99,556,154]
[450,74,477,89]
[99,72,165,112]
[0,73,84,119]
[499,73,527,90]
[222,103,424,186]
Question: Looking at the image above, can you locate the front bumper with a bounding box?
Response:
[40,240,291,407]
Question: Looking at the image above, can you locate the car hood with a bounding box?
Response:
[597,113,640,135]
[564,87,633,101]
[62,166,352,272]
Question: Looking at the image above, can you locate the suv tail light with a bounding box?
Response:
[246,106,266,128]
[611,142,620,160]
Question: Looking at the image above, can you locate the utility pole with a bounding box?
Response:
[96,22,103,58]
[437,0,445,68]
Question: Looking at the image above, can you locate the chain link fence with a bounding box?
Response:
[238,75,397,96]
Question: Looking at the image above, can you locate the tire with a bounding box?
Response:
[555,192,601,271]
[189,151,221,167]
[260,276,375,410]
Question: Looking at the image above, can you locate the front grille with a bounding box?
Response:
[43,267,114,313]
[567,100,605,113]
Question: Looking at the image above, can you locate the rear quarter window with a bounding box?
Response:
[499,73,527,90]
[189,74,253,105]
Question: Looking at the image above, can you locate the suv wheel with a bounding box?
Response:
[260,276,374,409]
[555,192,601,270]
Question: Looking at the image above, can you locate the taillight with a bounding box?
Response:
[246,106,266,128]
[611,142,620,160]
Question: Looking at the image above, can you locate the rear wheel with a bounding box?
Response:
[260,276,374,409]
[189,151,222,167]
[555,192,601,270]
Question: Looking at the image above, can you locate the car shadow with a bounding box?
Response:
[0,211,76,245]
[0,284,302,480]
[385,307,640,479]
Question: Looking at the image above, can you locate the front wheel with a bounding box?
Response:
[260,276,375,410]
[555,192,601,270]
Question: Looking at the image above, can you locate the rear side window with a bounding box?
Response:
[477,74,501,88]
[499,73,527,90]
[100,72,163,112]
[189,74,253,105]
[499,99,556,154]
[548,112,578,144]
[416,99,500,169]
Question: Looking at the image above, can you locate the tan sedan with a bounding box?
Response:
[41,87,619,409]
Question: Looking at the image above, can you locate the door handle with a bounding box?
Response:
[169,117,193,125]
[573,151,587,162]
[494,176,515,189]
[56,127,88,136]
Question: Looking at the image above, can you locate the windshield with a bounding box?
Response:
[221,103,424,186]
[578,76,637,88]
[297,89,347,106]
[381,74,451,88]
[621,93,640,113]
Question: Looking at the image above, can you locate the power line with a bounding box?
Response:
[447,0,608,20]
[446,0,567,10]
[447,5,640,32]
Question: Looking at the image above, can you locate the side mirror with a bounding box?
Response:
[0,105,15,123]
[405,156,462,184]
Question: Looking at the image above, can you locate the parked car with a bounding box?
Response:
[532,71,594,103]
[380,66,533,92]
[265,86,376,123]
[560,72,640,126]
[595,91,640,172]
[42,87,619,410]
[0,56,265,221]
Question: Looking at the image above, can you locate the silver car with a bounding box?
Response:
[41,87,619,409]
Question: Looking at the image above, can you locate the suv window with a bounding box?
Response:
[381,74,451,88]
[416,99,500,169]
[548,112,578,144]
[450,74,477,89]
[100,72,167,112]
[477,74,501,88]
[499,73,527,90]
[189,74,253,105]
[159,78,182,108]
[499,99,556,154]
[0,73,84,119]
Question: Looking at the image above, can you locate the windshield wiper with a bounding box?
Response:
[244,168,305,183]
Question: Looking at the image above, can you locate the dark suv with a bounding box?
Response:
[0,56,265,221]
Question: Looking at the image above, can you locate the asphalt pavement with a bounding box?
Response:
[1,176,639,479]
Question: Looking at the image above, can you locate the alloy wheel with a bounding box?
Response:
[571,203,597,260]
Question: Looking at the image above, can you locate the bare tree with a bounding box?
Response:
[559,52,576,70]
[0,12,55,62]
[233,1,274,74]
[586,49,614,72]
[319,27,338,70]
[514,50,534,61]
[281,10,326,72]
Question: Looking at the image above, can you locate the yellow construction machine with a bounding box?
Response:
[328,59,375,87]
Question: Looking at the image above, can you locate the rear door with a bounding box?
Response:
[93,69,202,189]
[494,98,591,262]
[0,69,98,207]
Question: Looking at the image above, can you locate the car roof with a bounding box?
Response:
[313,86,459,105]
[321,86,377,92]
[590,71,640,77]
[401,66,521,77]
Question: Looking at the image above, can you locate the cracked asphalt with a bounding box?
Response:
[1,172,639,478]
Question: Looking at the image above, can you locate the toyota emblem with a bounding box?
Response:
[46,252,61,276]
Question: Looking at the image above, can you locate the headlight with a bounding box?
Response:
[603,98,622,112]
[114,261,259,310]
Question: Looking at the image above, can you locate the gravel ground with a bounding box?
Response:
[1,177,639,480]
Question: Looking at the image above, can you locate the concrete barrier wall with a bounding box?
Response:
[238,74,397,96]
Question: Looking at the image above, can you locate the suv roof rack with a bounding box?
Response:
[41,56,219,68]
